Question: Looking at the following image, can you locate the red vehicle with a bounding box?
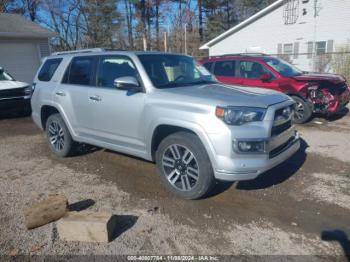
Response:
[200,54,350,123]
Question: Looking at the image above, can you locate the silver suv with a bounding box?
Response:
[31,49,300,199]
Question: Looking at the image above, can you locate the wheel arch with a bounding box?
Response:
[149,121,216,167]
[40,104,77,138]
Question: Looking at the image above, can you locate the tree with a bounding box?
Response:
[0,0,12,12]
[43,0,87,50]
[83,0,122,48]
[123,0,137,48]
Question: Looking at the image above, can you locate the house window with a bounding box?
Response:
[315,41,327,55]
[283,43,293,55]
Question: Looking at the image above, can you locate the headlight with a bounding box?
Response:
[24,86,33,95]
[215,106,266,125]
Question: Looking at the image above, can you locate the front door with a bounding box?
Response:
[88,55,146,155]
[238,60,279,90]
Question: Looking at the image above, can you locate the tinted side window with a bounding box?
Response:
[203,62,213,71]
[214,61,236,77]
[239,61,273,79]
[97,56,138,88]
[66,57,95,85]
[38,58,62,82]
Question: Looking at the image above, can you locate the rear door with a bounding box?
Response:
[238,60,279,90]
[55,56,97,136]
[212,60,243,85]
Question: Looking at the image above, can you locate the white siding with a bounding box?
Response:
[0,38,50,83]
[208,0,350,71]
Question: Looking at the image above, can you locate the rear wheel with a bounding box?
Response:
[156,132,215,199]
[291,96,312,124]
[45,113,76,157]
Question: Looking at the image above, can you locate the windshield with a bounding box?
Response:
[264,57,303,77]
[138,54,216,88]
[0,68,15,81]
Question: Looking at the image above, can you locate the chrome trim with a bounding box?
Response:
[0,95,31,101]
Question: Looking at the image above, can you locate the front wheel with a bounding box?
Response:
[156,132,215,199]
[291,96,313,124]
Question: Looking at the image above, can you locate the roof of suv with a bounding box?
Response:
[200,54,272,63]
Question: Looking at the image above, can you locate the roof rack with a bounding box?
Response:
[52,48,105,56]
[210,53,268,58]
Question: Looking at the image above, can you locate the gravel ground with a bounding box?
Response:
[0,108,349,260]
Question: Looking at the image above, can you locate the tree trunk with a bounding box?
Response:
[124,0,134,48]
[23,194,68,230]
[155,0,160,50]
[198,0,203,41]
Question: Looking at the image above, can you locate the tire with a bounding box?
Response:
[291,96,312,124]
[155,131,215,200]
[45,113,76,157]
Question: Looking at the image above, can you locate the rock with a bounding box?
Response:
[57,211,117,243]
[291,222,298,226]
[24,194,68,229]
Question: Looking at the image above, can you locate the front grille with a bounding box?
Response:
[0,87,26,98]
[269,136,295,159]
[271,120,292,136]
[272,105,293,136]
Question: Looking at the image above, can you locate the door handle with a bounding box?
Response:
[89,95,102,102]
[55,91,66,97]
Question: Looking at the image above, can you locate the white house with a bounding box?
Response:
[0,13,56,83]
[200,0,350,72]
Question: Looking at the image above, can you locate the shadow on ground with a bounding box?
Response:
[0,110,30,120]
[68,199,96,212]
[108,215,138,242]
[311,107,349,123]
[73,144,102,157]
[235,138,308,191]
[322,230,350,261]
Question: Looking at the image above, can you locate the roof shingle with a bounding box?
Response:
[0,13,56,38]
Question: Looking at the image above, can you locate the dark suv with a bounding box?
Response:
[200,54,350,123]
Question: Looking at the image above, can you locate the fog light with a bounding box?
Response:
[234,140,267,154]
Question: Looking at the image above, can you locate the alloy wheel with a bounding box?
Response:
[48,121,65,151]
[294,101,305,120]
[162,144,200,191]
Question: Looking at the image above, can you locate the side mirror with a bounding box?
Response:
[260,73,271,82]
[113,76,142,92]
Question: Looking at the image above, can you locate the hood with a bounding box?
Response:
[293,73,346,84]
[159,83,290,108]
[0,80,29,91]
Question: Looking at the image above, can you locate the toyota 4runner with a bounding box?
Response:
[31,49,300,199]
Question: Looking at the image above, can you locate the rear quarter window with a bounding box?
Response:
[38,58,63,82]
[62,56,95,86]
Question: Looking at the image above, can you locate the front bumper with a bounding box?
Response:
[214,133,300,181]
[324,86,350,114]
[0,96,31,111]
[204,100,300,182]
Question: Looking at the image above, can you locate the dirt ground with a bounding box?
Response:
[0,107,349,260]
